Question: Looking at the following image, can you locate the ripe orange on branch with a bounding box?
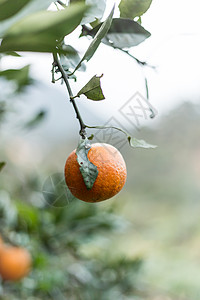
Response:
[64,143,127,202]
[0,246,32,281]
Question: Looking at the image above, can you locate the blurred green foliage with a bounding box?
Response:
[0,184,143,300]
[0,65,32,92]
[2,1,200,300]
[1,100,200,300]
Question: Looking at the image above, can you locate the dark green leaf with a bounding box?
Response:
[0,0,31,21]
[0,0,54,38]
[119,0,152,19]
[73,5,115,73]
[24,110,47,129]
[77,74,105,100]
[137,16,142,24]
[128,136,156,149]
[0,162,6,172]
[88,134,94,140]
[60,45,86,72]
[0,33,61,53]
[101,17,151,48]
[0,65,32,92]
[4,4,86,37]
[76,139,98,190]
[0,3,87,53]
[81,18,151,48]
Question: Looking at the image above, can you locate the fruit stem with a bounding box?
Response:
[52,53,87,139]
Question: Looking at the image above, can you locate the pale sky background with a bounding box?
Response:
[1,0,200,145]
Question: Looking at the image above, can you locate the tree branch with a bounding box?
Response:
[52,53,87,138]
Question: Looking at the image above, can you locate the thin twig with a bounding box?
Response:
[117,47,155,69]
[52,53,87,138]
[56,0,67,8]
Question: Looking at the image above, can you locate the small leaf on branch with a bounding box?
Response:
[72,5,115,73]
[76,139,98,190]
[128,136,156,149]
[77,74,105,100]
[85,124,157,150]
[0,162,6,172]
[88,134,94,140]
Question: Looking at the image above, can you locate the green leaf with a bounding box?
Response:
[72,5,115,73]
[0,162,6,172]
[86,125,157,150]
[0,0,54,38]
[81,0,106,24]
[119,0,153,19]
[128,136,157,149]
[82,18,151,49]
[77,74,105,100]
[0,0,32,21]
[88,134,94,140]
[0,33,61,53]
[0,65,32,92]
[60,45,86,72]
[0,3,87,53]
[76,139,98,190]
[104,17,151,48]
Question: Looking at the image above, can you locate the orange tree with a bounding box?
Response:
[0,1,155,299]
[0,0,156,201]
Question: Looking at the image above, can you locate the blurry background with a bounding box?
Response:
[1,0,200,299]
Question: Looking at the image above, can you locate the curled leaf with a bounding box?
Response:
[76,139,98,190]
[77,74,105,100]
[128,136,156,149]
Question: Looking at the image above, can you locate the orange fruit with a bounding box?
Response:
[0,246,32,281]
[64,143,127,202]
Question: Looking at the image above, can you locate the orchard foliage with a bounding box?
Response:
[0,1,154,299]
[0,0,154,149]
